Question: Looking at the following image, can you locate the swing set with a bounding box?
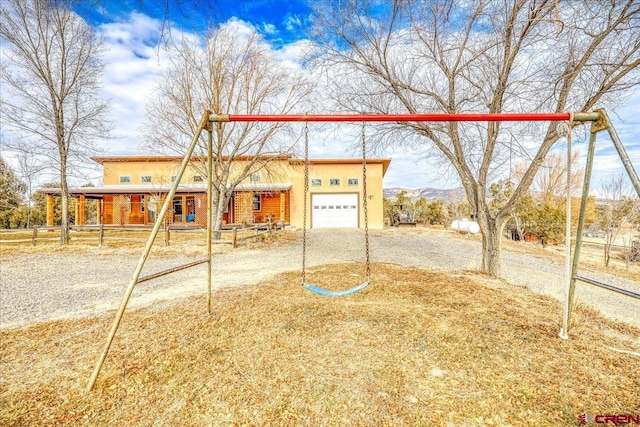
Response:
[86,109,640,391]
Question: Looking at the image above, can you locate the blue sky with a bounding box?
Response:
[79,0,311,47]
[8,0,638,194]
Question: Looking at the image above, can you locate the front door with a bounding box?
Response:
[186,196,196,222]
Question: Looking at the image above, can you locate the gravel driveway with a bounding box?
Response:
[1,228,638,330]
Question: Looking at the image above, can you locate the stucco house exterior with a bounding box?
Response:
[40,155,391,229]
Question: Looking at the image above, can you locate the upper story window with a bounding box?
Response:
[250,173,261,182]
[348,178,359,186]
[330,178,341,186]
[311,179,322,186]
[171,175,177,183]
[193,175,204,183]
[119,176,131,183]
[141,176,152,183]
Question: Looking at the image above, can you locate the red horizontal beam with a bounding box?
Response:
[210,112,580,123]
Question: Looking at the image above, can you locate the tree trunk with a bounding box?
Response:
[211,188,230,240]
[513,215,524,243]
[478,214,506,276]
[59,166,70,245]
[26,183,31,229]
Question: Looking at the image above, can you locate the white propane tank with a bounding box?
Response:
[451,218,480,234]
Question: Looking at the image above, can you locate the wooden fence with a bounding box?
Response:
[0,221,285,249]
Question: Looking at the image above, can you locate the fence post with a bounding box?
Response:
[32,226,38,246]
[232,227,237,249]
[164,220,170,247]
[631,240,640,262]
[99,224,104,247]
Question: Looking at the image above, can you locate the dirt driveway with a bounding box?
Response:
[1,227,638,330]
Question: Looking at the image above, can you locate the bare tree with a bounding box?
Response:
[514,150,583,207]
[15,146,47,229]
[311,0,640,275]
[0,156,26,228]
[598,174,636,266]
[142,21,312,234]
[0,0,112,244]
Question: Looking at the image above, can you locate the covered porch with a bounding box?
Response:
[39,183,291,228]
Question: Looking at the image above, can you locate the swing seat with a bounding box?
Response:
[303,281,369,297]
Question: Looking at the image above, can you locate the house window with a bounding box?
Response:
[171,175,177,183]
[193,175,203,183]
[119,176,131,183]
[252,194,261,211]
[330,178,341,186]
[250,173,261,182]
[141,195,145,212]
[311,179,322,186]
[173,197,183,221]
[348,178,359,186]
[141,176,152,183]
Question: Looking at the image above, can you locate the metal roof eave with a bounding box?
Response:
[37,183,293,196]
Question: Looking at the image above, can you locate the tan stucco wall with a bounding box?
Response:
[99,157,387,229]
[284,162,384,230]
[102,160,200,185]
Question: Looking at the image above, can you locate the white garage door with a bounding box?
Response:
[311,194,359,228]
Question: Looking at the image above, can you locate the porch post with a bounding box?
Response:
[74,197,80,226]
[46,195,54,226]
[279,191,285,221]
[78,195,86,226]
[97,199,103,225]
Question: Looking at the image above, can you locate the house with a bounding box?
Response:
[40,155,391,229]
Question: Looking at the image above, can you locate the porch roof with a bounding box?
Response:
[38,183,292,196]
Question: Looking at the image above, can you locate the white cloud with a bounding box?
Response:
[96,13,179,154]
[284,14,302,31]
[275,39,312,71]
[262,22,278,34]
[221,17,259,38]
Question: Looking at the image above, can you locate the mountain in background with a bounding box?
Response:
[383,187,466,201]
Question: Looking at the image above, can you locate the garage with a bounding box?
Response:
[311,193,359,228]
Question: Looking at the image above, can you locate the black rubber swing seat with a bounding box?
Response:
[302,281,369,297]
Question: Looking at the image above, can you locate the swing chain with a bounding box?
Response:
[302,121,309,284]
[301,120,370,291]
[362,122,370,282]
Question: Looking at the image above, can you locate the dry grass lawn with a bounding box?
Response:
[1,263,639,426]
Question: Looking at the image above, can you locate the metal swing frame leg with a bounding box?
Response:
[86,111,212,391]
[560,108,640,339]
